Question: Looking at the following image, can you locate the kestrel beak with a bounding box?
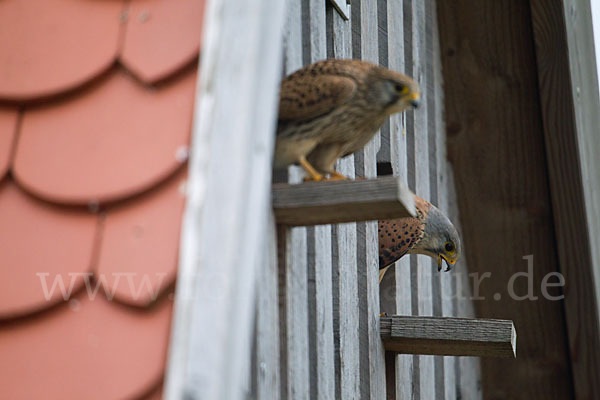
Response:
[438,255,455,272]
[409,93,420,108]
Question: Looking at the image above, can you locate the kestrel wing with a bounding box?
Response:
[278,74,356,123]
[378,217,422,269]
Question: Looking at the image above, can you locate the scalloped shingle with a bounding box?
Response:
[0,0,205,398]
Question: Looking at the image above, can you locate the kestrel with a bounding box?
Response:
[379,195,461,280]
[275,59,420,181]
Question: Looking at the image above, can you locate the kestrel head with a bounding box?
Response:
[366,67,420,115]
[411,204,461,272]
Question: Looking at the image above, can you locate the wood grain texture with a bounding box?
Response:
[423,1,447,398]
[376,0,391,166]
[382,0,414,399]
[530,0,600,398]
[427,1,456,398]
[407,0,436,398]
[272,176,415,226]
[304,2,336,399]
[329,5,361,399]
[163,1,286,399]
[560,0,600,315]
[355,1,387,398]
[252,214,281,399]
[280,3,310,399]
[380,316,516,358]
[437,1,575,399]
[278,225,310,400]
[271,1,484,398]
[377,1,397,399]
[445,169,482,400]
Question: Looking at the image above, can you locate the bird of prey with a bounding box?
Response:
[275,59,420,181]
[379,195,461,280]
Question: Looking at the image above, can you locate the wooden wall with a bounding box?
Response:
[437,1,580,399]
[252,1,482,399]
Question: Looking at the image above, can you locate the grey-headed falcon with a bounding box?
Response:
[379,195,461,279]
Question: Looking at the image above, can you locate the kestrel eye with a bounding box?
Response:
[445,242,455,253]
[394,83,405,93]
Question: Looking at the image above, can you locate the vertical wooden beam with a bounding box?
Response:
[307,225,335,400]
[402,0,422,396]
[377,2,396,400]
[279,2,310,399]
[437,1,575,399]
[383,0,414,398]
[278,223,310,400]
[426,1,453,398]
[408,0,436,398]
[329,5,360,399]
[431,6,481,391]
[427,0,458,400]
[163,0,286,399]
[355,1,386,398]
[445,166,482,400]
[530,0,600,398]
[252,214,281,399]
[376,0,391,166]
[304,1,336,399]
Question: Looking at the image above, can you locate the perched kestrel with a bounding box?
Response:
[275,59,420,181]
[379,195,461,278]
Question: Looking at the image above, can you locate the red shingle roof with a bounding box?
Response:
[0,0,206,398]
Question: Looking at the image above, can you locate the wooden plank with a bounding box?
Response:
[356,1,386,398]
[380,316,516,358]
[252,213,280,399]
[437,1,575,399]
[304,1,335,399]
[329,6,360,399]
[529,1,600,398]
[163,1,286,399]
[279,2,310,400]
[272,176,415,226]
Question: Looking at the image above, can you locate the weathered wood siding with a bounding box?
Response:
[437,1,574,399]
[252,1,481,399]
[164,0,286,399]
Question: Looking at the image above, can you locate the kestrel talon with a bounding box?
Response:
[274,59,420,181]
[378,195,461,281]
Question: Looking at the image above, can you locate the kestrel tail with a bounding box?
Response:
[274,58,420,181]
[378,195,461,282]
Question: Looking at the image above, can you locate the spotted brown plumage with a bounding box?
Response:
[275,59,420,181]
[379,195,461,276]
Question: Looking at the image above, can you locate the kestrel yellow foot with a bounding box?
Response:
[325,171,348,181]
[303,175,325,182]
[299,156,324,181]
